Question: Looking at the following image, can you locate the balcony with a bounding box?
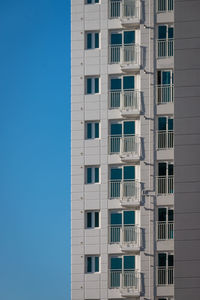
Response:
[157,39,174,58]
[109,269,140,296]
[109,135,140,161]
[109,44,140,70]
[109,89,141,116]
[157,266,174,285]
[109,180,140,206]
[157,0,173,12]
[156,84,174,104]
[109,225,140,251]
[157,130,174,149]
[156,176,174,195]
[157,221,174,240]
[109,0,140,25]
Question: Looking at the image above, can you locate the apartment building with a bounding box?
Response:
[71,0,175,300]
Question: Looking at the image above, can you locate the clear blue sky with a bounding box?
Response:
[0,1,70,299]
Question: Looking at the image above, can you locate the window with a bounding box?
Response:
[157,116,173,149]
[86,166,99,184]
[86,77,99,94]
[85,0,99,4]
[86,122,99,139]
[157,207,174,240]
[86,32,99,49]
[157,70,174,103]
[110,255,135,288]
[86,256,99,273]
[86,211,99,228]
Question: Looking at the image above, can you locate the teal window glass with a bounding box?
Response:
[87,168,92,183]
[111,257,122,270]
[124,166,135,180]
[95,78,99,93]
[168,27,173,38]
[95,33,99,48]
[87,123,92,139]
[168,119,173,130]
[87,212,92,228]
[110,168,122,180]
[111,123,122,136]
[87,33,92,49]
[87,257,92,272]
[158,253,166,267]
[111,78,121,90]
[158,26,167,39]
[87,78,92,94]
[124,211,135,225]
[95,167,99,182]
[158,117,166,130]
[124,31,135,44]
[95,257,99,272]
[95,123,99,138]
[123,76,134,90]
[124,121,135,135]
[111,33,122,45]
[124,256,135,270]
[158,208,167,221]
[95,212,99,227]
[111,212,122,225]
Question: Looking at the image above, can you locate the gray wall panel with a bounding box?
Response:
[175,0,200,299]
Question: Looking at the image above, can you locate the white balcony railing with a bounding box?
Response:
[109,44,140,65]
[156,176,174,194]
[157,39,174,58]
[157,131,174,149]
[157,267,174,285]
[109,180,140,199]
[109,225,140,246]
[109,0,140,19]
[109,135,140,156]
[109,269,140,290]
[156,85,174,104]
[157,221,174,240]
[157,0,173,12]
[109,89,140,111]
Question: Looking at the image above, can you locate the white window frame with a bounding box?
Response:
[85,211,100,229]
[85,76,100,95]
[85,255,100,273]
[85,0,99,4]
[85,121,100,139]
[85,166,100,184]
[85,31,100,49]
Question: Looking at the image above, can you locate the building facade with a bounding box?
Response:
[71,1,174,300]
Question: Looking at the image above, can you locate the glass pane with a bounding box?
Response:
[111,78,121,90]
[158,163,167,176]
[111,123,122,135]
[87,168,92,183]
[162,71,171,85]
[158,117,166,131]
[157,71,161,85]
[168,119,173,130]
[124,211,135,225]
[158,208,166,221]
[111,257,122,270]
[158,26,167,39]
[87,0,92,3]
[95,33,99,48]
[124,121,135,135]
[111,212,122,225]
[168,164,174,176]
[124,256,135,270]
[87,257,92,272]
[123,76,134,90]
[95,123,99,138]
[124,166,135,180]
[168,27,174,38]
[111,33,122,45]
[110,168,122,180]
[95,0,99,3]
[168,210,174,221]
[87,123,92,139]
[87,212,92,228]
[95,78,99,93]
[95,168,99,182]
[95,257,99,272]
[124,31,135,44]
[158,253,166,267]
[87,78,92,94]
[168,255,174,266]
[87,33,92,49]
[95,212,99,227]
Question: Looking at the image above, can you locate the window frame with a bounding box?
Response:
[85,121,100,139]
[86,211,100,229]
[86,166,100,184]
[85,0,99,4]
[85,76,100,95]
[85,255,100,273]
[85,31,100,50]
